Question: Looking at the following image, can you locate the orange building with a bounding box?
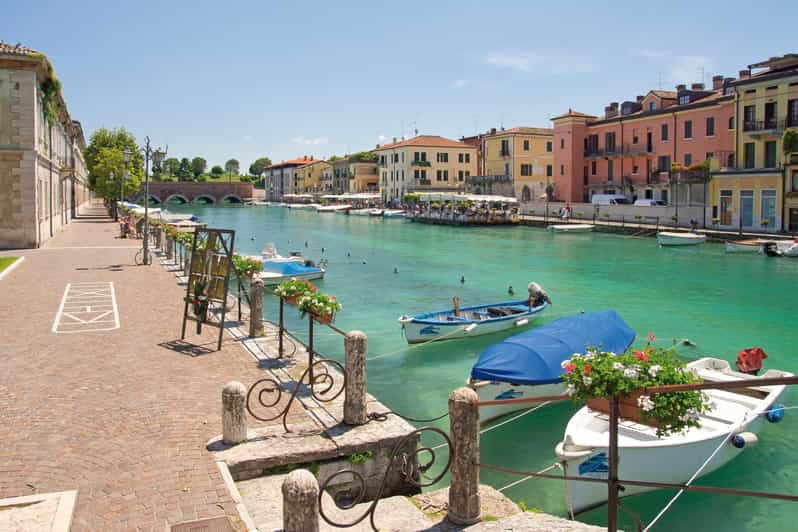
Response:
[553,77,736,206]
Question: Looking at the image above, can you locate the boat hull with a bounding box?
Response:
[257,270,325,286]
[472,380,564,425]
[549,224,594,233]
[657,232,707,246]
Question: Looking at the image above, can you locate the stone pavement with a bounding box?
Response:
[0,201,302,531]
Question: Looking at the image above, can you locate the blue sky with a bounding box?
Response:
[4,1,797,170]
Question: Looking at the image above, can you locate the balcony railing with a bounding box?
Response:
[743,119,783,132]
[417,179,431,185]
[500,149,511,157]
[411,160,431,167]
[625,143,654,156]
[787,116,798,128]
[584,147,622,158]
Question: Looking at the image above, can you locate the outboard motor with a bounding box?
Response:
[763,242,780,257]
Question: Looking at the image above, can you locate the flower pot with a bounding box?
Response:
[312,312,334,324]
[587,392,658,427]
[284,296,298,307]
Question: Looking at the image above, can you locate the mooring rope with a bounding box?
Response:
[498,462,561,492]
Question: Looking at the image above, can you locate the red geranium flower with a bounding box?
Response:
[635,351,649,362]
[647,332,656,342]
[564,363,576,373]
[584,363,592,375]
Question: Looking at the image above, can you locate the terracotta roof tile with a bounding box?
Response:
[484,126,552,136]
[373,135,474,151]
[266,157,321,169]
[0,41,38,57]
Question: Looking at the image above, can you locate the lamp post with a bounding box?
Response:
[111,171,118,221]
[130,138,167,266]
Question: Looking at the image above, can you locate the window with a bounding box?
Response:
[520,164,532,176]
[458,170,464,181]
[394,153,399,163]
[684,153,692,166]
[443,170,449,181]
[632,134,639,144]
[607,160,614,181]
[743,105,756,130]
[657,155,671,173]
[437,152,449,163]
[706,117,715,136]
[402,152,405,162]
[547,165,553,177]
[729,116,735,130]
[684,120,693,139]
[761,190,777,227]
[421,170,427,180]
[648,102,656,111]
[465,170,470,177]
[789,99,798,127]
[765,141,777,168]
[679,94,690,105]
[458,153,464,163]
[632,165,639,174]
[605,132,617,152]
[706,152,714,160]
[793,170,798,193]
[591,161,596,175]
[744,143,756,169]
[661,124,669,141]
[560,164,564,176]
[523,139,530,151]
[500,139,510,156]
[546,141,552,152]
[560,139,565,149]
[465,153,470,163]
[414,170,419,180]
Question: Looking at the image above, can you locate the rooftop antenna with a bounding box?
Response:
[699,66,705,85]
[658,71,663,89]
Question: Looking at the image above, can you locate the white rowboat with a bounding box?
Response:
[555,357,791,514]
[549,224,594,233]
[725,239,773,253]
[657,231,707,246]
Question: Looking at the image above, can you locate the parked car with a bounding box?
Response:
[633,199,667,206]
[591,194,631,205]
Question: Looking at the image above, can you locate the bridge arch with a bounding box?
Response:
[146,194,162,204]
[222,194,243,204]
[193,194,216,205]
[165,194,189,205]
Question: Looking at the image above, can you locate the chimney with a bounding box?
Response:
[376,144,380,149]
[712,75,724,90]
[605,105,618,119]
[610,102,619,110]
[490,127,497,134]
[691,83,705,91]
[725,77,735,85]
[393,137,397,143]
[739,69,750,80]
[676,84,686,91]
[636,95,644,103]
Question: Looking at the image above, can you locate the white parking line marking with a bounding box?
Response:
[52,282,120,333]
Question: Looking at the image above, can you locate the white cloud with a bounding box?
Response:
[450,79,469,89]
[630,48,670,60]
[483,52,597,75]
[242,135,253,142]
[669,55,714,85]
[291,136,328,146]
[377,134,386,143]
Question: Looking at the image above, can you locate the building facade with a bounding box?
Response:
[263,156,318,201]
[331,155,378,194]
[710,55,798,232]
[294,160,331,193]
[373,135,477,203]
[0,42,90,248]
[480,127,553,201]
[553,79,735,207]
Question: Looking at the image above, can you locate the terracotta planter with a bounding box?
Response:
[312,312,334,324]
[587,392,658,427]
[283,296,298,307]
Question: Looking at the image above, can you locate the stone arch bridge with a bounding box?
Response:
[135,182,254,205]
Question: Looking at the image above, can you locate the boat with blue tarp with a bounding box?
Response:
[257,259,326,286]
[468,310,636,424]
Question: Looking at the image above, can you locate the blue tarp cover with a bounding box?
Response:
[470,310,635,385]
[262,260,321,275]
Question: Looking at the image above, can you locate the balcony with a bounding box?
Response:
[417,179,431,186]
[411,160,431,167]
[647,171,669,184]
[787,116,798,128]
[499,149,511,157]
[670,169,710,183]
[743,119,784,136]
[625,143,654,156]
[584,147,623,158]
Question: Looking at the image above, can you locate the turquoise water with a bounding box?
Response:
[173,204,797,531]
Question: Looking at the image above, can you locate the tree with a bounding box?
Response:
[191,157,207,178]
[248,157,272,176]
[178,158,192,181]
[163,157,180,179]
[211,165,224,178]
[225,158,240,177]
[84,127,143,202]
[350,151,377,162]
[328,155,340,162]
[783,130,798,156]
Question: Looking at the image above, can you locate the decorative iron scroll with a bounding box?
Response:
[318,426,452,530]
[245,358,345,433]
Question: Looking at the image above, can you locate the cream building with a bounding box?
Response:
[294,160,331,193]
[332,154,378,194]
[0,42,90,248]
[263,156,318,200]
[481,127,553,201]
[373,135,477,203]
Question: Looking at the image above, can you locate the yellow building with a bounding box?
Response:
[710,55,798,232]
[480,127,553,201]
[373,135,477,203]
[294,160,331,193]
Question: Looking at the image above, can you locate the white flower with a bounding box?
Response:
[623,367,639,379]
[566,383,576,396]
[637,395,655,412]
[582,376,593,386]
[583,352,595,360]
[606,352,617,357]
[648,364,662,377]
[612,362,625,371]
[561,359,572,369]
[679,408,700,423]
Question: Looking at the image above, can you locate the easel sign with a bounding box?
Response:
[181,227,236,351]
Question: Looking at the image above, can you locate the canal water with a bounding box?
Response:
[172,204,797,531]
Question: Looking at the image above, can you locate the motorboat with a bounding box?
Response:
[241,243,307,265]
[257,259,325,286]
[157,211,197,223]
[764,240,798,258]
[349,208,373,216]
[368,208,385,216]
[469,310,635,425]
[555,357,791,514]
[657,231,707,246]
[549,224,594,233]
[288,203,320,210]
[725,239,773,253]
[382,209,407,218]
[316,204,351,213]
[399,299,548,345]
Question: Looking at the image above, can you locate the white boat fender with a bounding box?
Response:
[731,432,759,449]
[766,403,786,423]
[515,318,529,326]
[464,323,478,333]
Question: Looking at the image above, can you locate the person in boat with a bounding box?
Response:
[527,282,551,308]
[736,347,767,375]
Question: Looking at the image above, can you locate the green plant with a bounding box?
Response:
[185,277,209,319]
[274,278,317,298]
[518,501,542,513]
[298,291,342,319]
[232,254,262,278]
[712,217,720,225]
[482,515,499,522]
[40,78,62,127]
[783,130,798,155]
[560,343,711,437]
[348,451,374,464]
[761,219,770,227]
[671,215,679,222]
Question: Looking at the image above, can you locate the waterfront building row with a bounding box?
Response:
[0,42,91,248]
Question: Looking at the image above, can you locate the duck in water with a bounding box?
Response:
[508,285,515,296]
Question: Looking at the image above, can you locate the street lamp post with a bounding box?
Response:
[111,171,118,221]
[129,138,167,266]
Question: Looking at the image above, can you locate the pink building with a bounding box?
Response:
[553,77,735,205]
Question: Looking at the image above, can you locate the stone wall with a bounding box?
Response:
[145,181,254,203]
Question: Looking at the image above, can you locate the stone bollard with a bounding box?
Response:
[282,469,319,532]
[222,381,248,445]
[447,387,481,525]
[344,330,368,425]
[184,247,192,276]
[249,278,264,337]
[166,237,173,260]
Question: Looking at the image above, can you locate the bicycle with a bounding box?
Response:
[134,246,152,266]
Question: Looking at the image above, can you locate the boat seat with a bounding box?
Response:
[487,307,520,317]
